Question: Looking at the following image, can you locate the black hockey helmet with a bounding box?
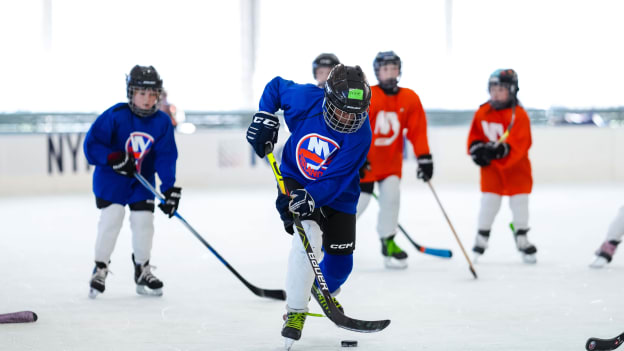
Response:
[126,65,163,117]
[373,51,402,79]
[488,69,519,96]
[313,53,340,79]
[322,64,371,133]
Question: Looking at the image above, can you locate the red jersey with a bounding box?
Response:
[467,102,533,195]
[360,85,430,183]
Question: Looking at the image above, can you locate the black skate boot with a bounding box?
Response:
[472,230,490,263]
[514,228,537,264]
[590,240,620,268]
[132,254,163,296]
[282,311,307,349]
[381,235,408,269]
[89,261,109,299]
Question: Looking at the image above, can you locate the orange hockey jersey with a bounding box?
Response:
[467,102,533,196]
[360,85,430,183]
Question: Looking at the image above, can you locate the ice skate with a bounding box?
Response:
[381,235,408,269]
[514,229,537,264]
[590,240,619,269]
[133,254,163,296]
[471,230,490,264]
[282,311,307,349]
[89,261,109,299]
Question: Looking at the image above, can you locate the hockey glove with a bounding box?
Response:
[246,111,279,158]
[484,141,510,159]
[158,186,182,218]
[276,191,294,234]
[359,159,371,179]
[469,141,491,167]
[107,151,136,177]
[416,154,433,181]
[288,189,315,217]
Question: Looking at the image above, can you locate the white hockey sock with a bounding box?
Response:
[285,219,323,312]
[509,194,530,230]
[477,193,502,230]
[606,206,624,242]
[94,204,125,263]
[130,210,155,265]
[377,176,400,240]
[356,192,372,219]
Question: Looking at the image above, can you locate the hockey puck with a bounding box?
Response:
[341,340,358,347]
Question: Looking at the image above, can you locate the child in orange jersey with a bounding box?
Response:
[467,69,537,264]
[356,51,433,269]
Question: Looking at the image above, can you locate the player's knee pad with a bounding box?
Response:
[478,192,502,230]
[320,253,353,293]
[509,194,529,229]
[377,176,401,237]
[130,210,155,264]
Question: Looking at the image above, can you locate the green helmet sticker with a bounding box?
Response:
[348,89,364,100]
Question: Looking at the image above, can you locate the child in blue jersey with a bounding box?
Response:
[246,64,372,345]
[84,65,181,298]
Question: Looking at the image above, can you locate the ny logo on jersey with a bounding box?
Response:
[481,121,504,142]
[374,111,400,146]
[296,133,340,180]
[125,132,155,171]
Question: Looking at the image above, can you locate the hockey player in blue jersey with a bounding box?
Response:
[246,64,372,345]
[84,65,181,298]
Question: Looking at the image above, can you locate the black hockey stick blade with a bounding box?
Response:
[134,173,286,301]
[311,285,390,333]
[586,333,624,350]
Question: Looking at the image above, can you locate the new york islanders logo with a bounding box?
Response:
[296,133,340,180]
[124,132,154,172]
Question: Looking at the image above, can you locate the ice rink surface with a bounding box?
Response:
[2,183,624,350]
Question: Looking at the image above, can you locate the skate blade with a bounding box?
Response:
[589,256,608,269]
[384,257,408,269]
[136,285,163,296]
[521,253,537,264]
[284,337,295,350]
[88,288,101,299]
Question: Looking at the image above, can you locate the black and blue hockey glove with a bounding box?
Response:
[246,111,279,158]
[158,186,182,218]
[288,189,315,217]
[416,154,433,181]
[107,151,136,177]
[276,191,294,234]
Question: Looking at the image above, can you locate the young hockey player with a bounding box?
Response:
[356,51,433,269]
[467,69,537,264]
[84,65,181,298]
[246,64,372,347]
[590,208,624,268]
[312,53,340,88]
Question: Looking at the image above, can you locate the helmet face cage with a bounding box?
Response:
[126,65,163,117]
[322,64,371,134]
[323,98,368,134]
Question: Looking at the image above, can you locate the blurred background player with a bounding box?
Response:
[83,65,182,298]
[590,209,624,268]
[246,64,371,347]
[312,53,340,88]
[467,69,537,264]
[356,51,433,269]
[159,89,178,127]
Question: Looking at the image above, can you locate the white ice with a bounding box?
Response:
[2,183,624,350]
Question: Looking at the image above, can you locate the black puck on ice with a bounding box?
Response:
[341,340,358,347]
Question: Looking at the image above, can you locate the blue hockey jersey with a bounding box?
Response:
[259,77,372,214]
[84,103,178,205]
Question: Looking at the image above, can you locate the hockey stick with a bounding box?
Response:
[370,192,452,258]
[425,181,478,279]
[0,311,37,324]
[134,173,286,301]
[266,148,390,333]
[495,103,516,145]
[586,332,624,350]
